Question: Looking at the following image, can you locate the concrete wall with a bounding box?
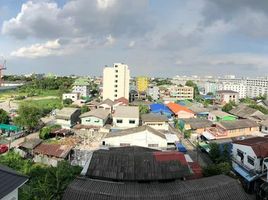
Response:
[143,122,169,130]
[2,189,18,200]
[81,116,107,127]
[113,117,139,128]
[176,111,195,119]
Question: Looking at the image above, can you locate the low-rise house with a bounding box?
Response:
[18,138,43,158]
[167,102,195,118]
[113,106,139,129]
[62,93,79,102]
[150,103,173,118]
[208,110,237,122]
[55,108,81,129]
[102,125,179,150]
[188,106,210,118]
[260,119,268,134]
[215,90,239,105]
[33,143,73,167]
[0,164,28,200]
[72,78,91,97]
[232,137,268,192]
[229,104,264,119]
[257,100,268,110]
[179,118,213,134]
[203,119,259,140]
[141,113,169,130]
[98,98,114,112]
[80,108,110,127]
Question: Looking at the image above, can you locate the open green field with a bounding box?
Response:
[0,89,60,100]
[20,98,62,109]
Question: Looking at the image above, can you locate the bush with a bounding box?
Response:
[63,98,73,106]
[39,124,61,139]
[202,162,231,177]
[14,95,26,100]
[184,130,192,139]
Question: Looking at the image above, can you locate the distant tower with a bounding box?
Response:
[103,63,130,101]
[0,59,7,87]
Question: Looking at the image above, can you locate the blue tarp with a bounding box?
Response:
[150,104,173,116]
[233,165,258,182]
[176,143,187,153]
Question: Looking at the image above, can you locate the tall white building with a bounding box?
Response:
[103,63,130,101]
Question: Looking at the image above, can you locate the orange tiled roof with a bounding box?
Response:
[166,102,194,114]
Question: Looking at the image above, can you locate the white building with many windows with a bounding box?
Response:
[103,63,130,101]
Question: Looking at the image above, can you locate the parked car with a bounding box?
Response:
[0,145,8,154]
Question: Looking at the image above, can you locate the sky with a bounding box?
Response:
[1,0,268,77]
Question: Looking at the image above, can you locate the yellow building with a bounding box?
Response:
[136,76,149,92]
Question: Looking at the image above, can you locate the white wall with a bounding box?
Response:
[113,117,139,128]
[143,122,169,130]
[55,119,71,129]
[62,93,79,101]
[103,130,167,149]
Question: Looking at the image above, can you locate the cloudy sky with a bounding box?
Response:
[1,0,268,77]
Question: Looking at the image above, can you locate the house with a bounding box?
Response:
[102,125,179,149]
[215,90,239,105]
[113,97,129,109]
[208,110,237,122]
[18,138,43,158]
[188,105,210,118]
[98,98,114,112]
[232,137,268,192]
[72,78,91,97]
[63,147,251,200]
[0,164,28,200]
[150,103,173,118]
[179,118,213,134]
[62,93,79,102]
[33,143,73,167]
[230,104,264,119]
[260,119,268,134]
[141,113,169,130]
[55,108,81,129]
[167,102,195,118]
[257,100,268,110]
[113,106,139,129]
[80,108,110,127]
[203,119,259,140]
[86,100,100,110]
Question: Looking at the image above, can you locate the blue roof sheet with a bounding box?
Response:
[150,104,173,115]
[233,165,258,182]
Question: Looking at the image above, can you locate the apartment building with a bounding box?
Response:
[147,86,160,100]
[169,86,194,100]
[103,63,130,101]
[215,90,239,105]
[136,76,149,93]
[217,82,246,99]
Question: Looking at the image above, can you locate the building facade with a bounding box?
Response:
[169,86,194,100]
[136,76,149,93]
[103,63,130,101]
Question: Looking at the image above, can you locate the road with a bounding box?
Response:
[182,138,213,167]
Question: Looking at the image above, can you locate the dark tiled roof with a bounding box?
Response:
[141,113,168,122]
[0,164,28,199]
[218,119,258,130]
[86,146,191,181]
[80,108,110,119]
[233,137,268,158]
[229,104,263,118]
[63,175,251,200]
[105,125,166,139]
[99,99,114,107]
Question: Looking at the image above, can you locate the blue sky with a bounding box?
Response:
[1,0,268,77]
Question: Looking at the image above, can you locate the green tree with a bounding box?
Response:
[184,130,192,139]
[139,105,150,114]
[209,143,221,163]
[202,162,231,177]
[63,98,73,106]
[81,105,89,114]
[222,101,236,112]
[14,104,41,131]
[185,80,200,98]
[0,109,9,124]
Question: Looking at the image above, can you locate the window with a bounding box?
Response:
[115,65,118,68]
[115,85,118,88]
[115,70,118,73]
[114,94,117,97]
[247,156,255,166]
[148,144,159,147]
[237,149,244,162]
[115,75,118,78]
[129,120,135,124]
[120,143,130,147]
[115,80,118,83]
[117,119,123,123]
[115,90,117,92]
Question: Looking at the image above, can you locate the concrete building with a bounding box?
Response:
[141,113,169,130]
[215,90,239,105]
[62,93,79,101]
[103,63,130,101]
[113,106,139,129]
[136,76,149,93]
[147,86,160,100]
[55,108,81,129]
[80,108,110,127]
[169,86,194,100]
[217,83,246,99]
[72,78,91,97]
[208,110,237,122]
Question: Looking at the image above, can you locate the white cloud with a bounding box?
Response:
[128,41,136,48]
[105,35,116,45]
[97,0,116,10]
[10,39,62,58]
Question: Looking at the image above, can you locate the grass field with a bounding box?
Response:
[21,98,62,109]
[0,89,60,100]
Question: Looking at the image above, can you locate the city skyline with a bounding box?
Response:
[1,0,268,77]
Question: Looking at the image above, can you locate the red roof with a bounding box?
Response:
[166,102,194,114]
[34,143,72,158]
[114,97,129,105]
[153,151,188,165]
[187,162,203,180]
[234,137,268,158]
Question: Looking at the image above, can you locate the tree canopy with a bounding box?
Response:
[0,109,9,124]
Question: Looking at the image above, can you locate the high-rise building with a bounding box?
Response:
[136,76,149,93]
[103,63,130,101]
